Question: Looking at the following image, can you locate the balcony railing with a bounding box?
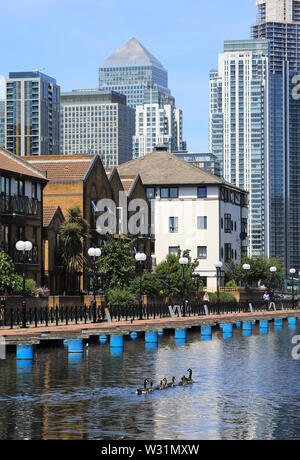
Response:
[0,194,39,217]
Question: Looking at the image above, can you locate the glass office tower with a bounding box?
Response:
[99,38,170,108]
[251,0,300,273]
[6,71,60,156]
[209,40,269,257]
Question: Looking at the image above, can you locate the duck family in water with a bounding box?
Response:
[136,369,193,395]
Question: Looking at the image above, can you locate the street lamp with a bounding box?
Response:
[179,257,189,317]
[16,240,33,329]
[88,247,101,323]
[214,261,222,314]
[290,268,296,309]
[135,252,147,320]
[243,263,251,307]
[270,266,277,302]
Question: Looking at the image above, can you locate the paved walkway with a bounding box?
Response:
[1,309,299,343]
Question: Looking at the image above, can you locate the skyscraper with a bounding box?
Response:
[209,40,269,257]
[61,89,135,167]
[251,0,300,272]
[133,87,183,157]
[6,71,60,156]
[210,0,300,274]
[99,37,170,108]
[0,101,5,149]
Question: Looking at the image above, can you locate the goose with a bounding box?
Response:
[136,379,150,395]
[148,381,154,392]
[178,376,188,386]
[155,380,165,391]
[167,376,176,388]
[186,368,194,384]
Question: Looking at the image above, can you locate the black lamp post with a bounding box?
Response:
[16,240,33,329]
[179,257,188,317]
[270,266,277,302]
[290,268,296,309]
[88,247,101,323]
[135,252,147,320]
[243,263,251,307]
[214,261,222,314]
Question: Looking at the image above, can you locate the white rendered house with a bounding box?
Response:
[118,149,248,289]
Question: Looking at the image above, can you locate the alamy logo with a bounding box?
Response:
[0,335,6,360]
[291,335,300,360]
[292,75,300,101]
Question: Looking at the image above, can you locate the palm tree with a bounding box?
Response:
[58,206,90,294]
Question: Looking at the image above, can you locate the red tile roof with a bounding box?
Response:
[43,206,64,227]
[28,157,94,181]
[0,148,47,181]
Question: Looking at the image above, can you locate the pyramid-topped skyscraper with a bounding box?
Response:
[99,37,170,108]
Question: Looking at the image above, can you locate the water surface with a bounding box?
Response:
[0,323,300,440]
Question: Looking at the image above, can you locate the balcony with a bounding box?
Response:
[0,194,39,217]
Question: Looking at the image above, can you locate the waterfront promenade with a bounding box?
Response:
[1,308,300,345]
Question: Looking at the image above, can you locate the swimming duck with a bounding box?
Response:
[167,376,176,388]
[136,379,150,395]
[186,368,194,384]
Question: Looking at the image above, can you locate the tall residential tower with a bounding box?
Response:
[6,72,60,156]
[210,40,269,257]
[251,0,300,272]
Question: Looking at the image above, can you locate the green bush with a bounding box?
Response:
[225,280,237,288]
[208,292,237,303]
[106,288,138,307]
[13,278,38,297]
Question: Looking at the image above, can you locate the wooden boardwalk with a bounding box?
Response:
[1,309,300,345]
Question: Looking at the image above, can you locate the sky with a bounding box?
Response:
[0,0,257,152]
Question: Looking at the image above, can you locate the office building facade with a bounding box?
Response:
[133,87,183,157]
[6,72,60,156]
[99,38,170,108]
[61,90,135,167]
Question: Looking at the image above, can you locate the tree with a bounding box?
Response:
[58,206,90,293]
[95,234,136,291]
[129,271,164,298]
[0,249,22,295]
[225,255,284,289]
[155,249,199,299]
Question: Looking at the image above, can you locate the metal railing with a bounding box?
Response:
[0,299,297,330]
[0,194,39,216]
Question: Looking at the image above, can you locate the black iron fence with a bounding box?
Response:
[0,299,298,330]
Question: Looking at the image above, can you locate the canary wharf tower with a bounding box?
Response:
[99,37,170,108]
[251,0,300,273]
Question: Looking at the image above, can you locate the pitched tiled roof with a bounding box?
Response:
[0,148,47,181]
[120,175,136,194]
[117,150,246,192]
[43,206,64,227]
[27,156,95,181]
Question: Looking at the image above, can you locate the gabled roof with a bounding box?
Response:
[43,205,64,228]
[117,150,247,192]
[27,155,97,182]
[0,147,47,181]
[103,37,165,69]
[120,175,137,195]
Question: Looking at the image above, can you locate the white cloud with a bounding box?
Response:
[0,76,5,100]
